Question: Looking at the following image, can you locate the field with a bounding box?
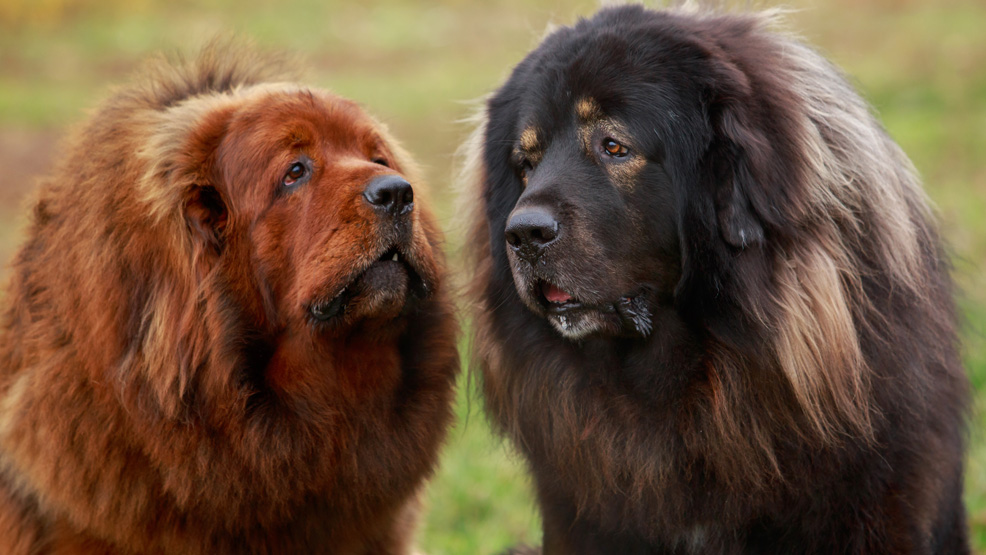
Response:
[0,0,983,552]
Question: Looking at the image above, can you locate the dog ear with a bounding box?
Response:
[140,97,237,262]
[702,61,769,250]
[710,109,766,249]
[182,185,228,254]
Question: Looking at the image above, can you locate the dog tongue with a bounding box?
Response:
[543,283,573,304]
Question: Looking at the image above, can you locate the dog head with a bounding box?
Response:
[143,84,442,339]
[480,6,792,341]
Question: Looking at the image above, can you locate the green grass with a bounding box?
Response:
[420,376,541,554]
[0,0,984,552]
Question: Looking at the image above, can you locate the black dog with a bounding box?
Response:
[464,6,970,554]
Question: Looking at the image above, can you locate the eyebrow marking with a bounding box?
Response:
[575,97,602,122]
[519,127,541,153]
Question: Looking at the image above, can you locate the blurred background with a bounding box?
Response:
[0,0,983,552]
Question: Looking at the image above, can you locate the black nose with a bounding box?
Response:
[505,209,560,261]
[363,175,414,217]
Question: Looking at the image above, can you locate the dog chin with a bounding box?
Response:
[546,311,607,340]
[513,280,616,340]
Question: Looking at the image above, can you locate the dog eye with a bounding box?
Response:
[282,160,311,188]
[602,138,629,158]
[372,157,390,168]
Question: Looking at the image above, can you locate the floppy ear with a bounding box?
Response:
[139,96,237,264]
[135,97,239,414]
[674,56,778,325]
[182,184,228,254]
[709,108,765,249]
[702,60,768,250]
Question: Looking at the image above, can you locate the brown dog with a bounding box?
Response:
[0,45,458,554]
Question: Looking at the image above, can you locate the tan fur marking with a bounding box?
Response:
[578,116,645,190]
[519,127,541,154]
[575,97,602,122]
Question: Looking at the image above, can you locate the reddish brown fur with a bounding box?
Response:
[0,45,458,554]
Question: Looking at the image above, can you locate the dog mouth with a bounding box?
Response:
[308,246,429,325]
[534,279,654,338]
[539,280,584,314]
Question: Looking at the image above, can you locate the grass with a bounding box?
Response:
[0,0,983,552]
[421,375,542,554]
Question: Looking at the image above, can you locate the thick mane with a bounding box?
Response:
[0,44,459,553]
[699,8,954,447]
[464,5,966,518]
[128,41,301,110]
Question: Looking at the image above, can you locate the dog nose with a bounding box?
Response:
[363,175,414,217]
[505,209,559,261]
